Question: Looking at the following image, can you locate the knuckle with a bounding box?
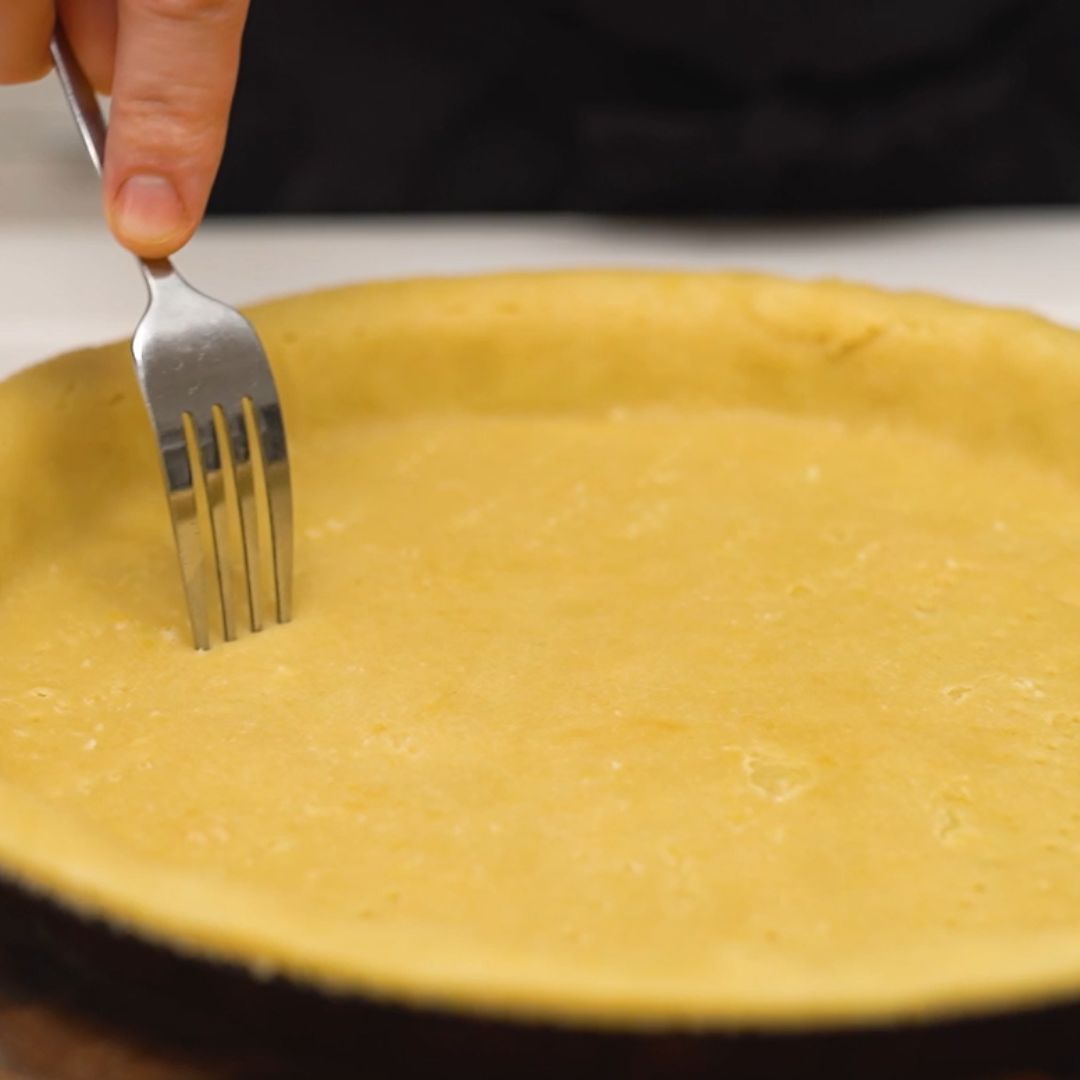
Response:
[134,0,240,22]
[111,88,221,158]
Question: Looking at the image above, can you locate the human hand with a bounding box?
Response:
[1,1,250,258]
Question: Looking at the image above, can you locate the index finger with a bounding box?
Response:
[0,0,54,84]
[104,0,249,257]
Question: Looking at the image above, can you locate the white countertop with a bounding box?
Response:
[4,211,1080,378]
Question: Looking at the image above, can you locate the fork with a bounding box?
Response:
[50,28,293,651]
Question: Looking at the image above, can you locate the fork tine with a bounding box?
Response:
[247,396,293,624]
[221,405,263,633]
[186,413,237,643]
[160,422,211,651]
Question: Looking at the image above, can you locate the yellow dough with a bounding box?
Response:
[5,271,1080,1028]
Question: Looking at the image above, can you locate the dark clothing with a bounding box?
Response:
[210,0,1080,215]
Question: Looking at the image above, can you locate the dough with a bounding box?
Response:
[2,272,1080,1027]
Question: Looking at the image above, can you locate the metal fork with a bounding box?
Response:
[51,29,293,650]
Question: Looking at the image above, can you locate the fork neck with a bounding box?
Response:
[138,257,183,300]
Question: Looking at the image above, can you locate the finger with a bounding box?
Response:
[0,0,54,84]
[57,0,119,94]
[104,0,250,258]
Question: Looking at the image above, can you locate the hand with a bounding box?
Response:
[0,0,250,258]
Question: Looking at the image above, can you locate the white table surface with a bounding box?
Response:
[4,211,1080,378]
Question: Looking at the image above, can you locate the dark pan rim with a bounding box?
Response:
[0,870,1078,1079]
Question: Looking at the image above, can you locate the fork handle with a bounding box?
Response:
[51,25,177,291]
[49,28,105,175]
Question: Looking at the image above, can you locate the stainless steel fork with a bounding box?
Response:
[51,29,293,650]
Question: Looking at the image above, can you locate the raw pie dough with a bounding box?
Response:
[3,272,1080,1027]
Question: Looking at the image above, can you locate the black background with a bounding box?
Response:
[210,0,1080,216]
